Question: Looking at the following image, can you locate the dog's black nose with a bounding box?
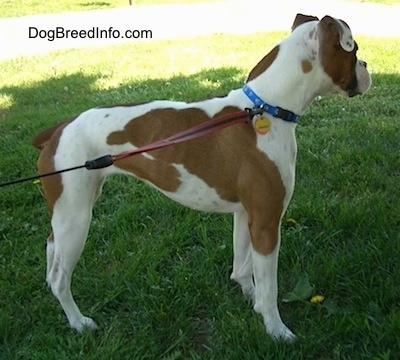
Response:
[360,60,367,68]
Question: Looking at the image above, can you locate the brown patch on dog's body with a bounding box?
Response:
[246,46,280,82]
[238,155,286,255]
[107,106,250,202]
[32,117,75,150]
[36,121,73,214]
[301,60,313,73]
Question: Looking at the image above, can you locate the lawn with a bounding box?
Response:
[0,0,220,18]
[0,31,399,358]
[0,0,399,18]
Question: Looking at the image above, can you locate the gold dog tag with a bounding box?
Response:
[253,116,271,135]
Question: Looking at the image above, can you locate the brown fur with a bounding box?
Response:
[246,46,280,82]
[32,117,75,149]
[301,60,313,73]
[35,120,73,214]
[291,14,319,32]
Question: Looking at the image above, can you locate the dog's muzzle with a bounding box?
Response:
[349,60,371,97]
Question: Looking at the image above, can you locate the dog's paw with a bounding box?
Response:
[70,316,98,333]
[268,324,296,343]
[260,310,296,342]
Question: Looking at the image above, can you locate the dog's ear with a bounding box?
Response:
[319,15,355,52]
[292,14,319,32]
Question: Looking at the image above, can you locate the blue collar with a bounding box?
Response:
[242,84,301,123]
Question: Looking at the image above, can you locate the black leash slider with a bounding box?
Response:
[85,154,114,170]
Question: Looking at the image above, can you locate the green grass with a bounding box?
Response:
[0,32,399,359]
[0,0,398,18]
[0,0,219,18]
[0,0,125,17]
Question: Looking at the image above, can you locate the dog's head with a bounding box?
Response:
[292,14,371,97]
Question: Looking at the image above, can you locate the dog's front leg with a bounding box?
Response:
[250,224,296,342]
[230,211,255,302]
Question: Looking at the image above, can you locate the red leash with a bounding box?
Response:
[0,108,256,188]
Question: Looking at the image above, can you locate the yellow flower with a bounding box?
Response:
[310,295,325,304]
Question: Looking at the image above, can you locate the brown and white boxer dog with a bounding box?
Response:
[32,14,371,341]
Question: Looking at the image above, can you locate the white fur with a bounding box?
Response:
[164,164,243,212]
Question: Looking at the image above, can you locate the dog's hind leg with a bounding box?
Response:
[46,172,103,332]
[230,211,255,302]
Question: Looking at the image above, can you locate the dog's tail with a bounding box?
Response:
[32,118,74,150]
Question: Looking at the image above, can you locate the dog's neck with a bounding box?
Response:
[243,22,331,116]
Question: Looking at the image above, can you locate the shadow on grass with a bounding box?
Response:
[0,65,243,128]
[0,65,244,158]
